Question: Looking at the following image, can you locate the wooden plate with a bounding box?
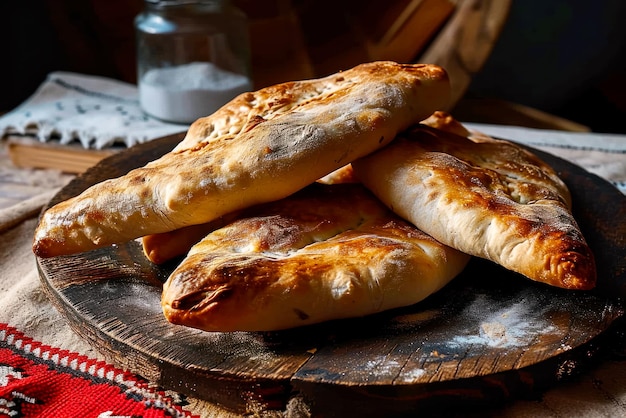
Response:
[36,133,626,417]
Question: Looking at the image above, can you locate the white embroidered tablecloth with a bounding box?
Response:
[0,72,186,149]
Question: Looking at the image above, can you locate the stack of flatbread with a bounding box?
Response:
[33,61,596,332]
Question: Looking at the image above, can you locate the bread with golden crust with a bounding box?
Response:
[352,114,595,290]
[142,162,360,264]
[33,61,450,258]
[141,213,240,265]
[161,182,470,332]
[141,111,506,265]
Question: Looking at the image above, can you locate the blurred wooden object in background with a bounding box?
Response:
[419,0,511,108]
[234,0,315,90]
[451,97,592,132]
[356,0,455,65]
[236,0,511,111]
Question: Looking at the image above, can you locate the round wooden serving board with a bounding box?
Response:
[37,133,626,417]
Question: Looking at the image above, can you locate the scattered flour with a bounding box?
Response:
[449,295,556,349]
[362,356,427,383]
[398,367,427,382]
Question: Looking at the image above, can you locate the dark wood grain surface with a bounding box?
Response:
[36,133,626,416]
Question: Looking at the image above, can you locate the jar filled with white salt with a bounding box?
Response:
[135,0,253,124]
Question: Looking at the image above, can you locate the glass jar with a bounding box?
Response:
[135,0,252,124]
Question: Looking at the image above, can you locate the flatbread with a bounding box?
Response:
[161,182,470,332]
[33,61,450,258]
[142,162,361,264]
[141,213,240,265]
[352,114,596,290]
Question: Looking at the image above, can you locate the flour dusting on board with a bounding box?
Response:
[449,293,556,348]
[398,367,427,382]
[360,356,427,383]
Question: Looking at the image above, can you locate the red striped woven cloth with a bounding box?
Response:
[0,323,198,418]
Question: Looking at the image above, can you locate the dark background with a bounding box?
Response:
[468,0,626,134]
[1,0,625,133]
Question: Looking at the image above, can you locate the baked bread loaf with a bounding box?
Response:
[33,61,450,258]
[352,113,596,290]
[142,164,360,264]
[141,213,240,265]
[161,183,470,332]
[142,159,363,264]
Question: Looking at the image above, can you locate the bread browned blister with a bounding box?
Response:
[142,164,360,264]
[161,183,470,332]
[33,61,450,258]
[353,114,596,290]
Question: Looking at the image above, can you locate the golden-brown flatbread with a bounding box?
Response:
[138,115,453,266]
[141,110,504,266]
[142,164,360,265]
[352,114,596,290]
[33,61,450,258]
[141,213,240,265]
[161,183,470,332]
